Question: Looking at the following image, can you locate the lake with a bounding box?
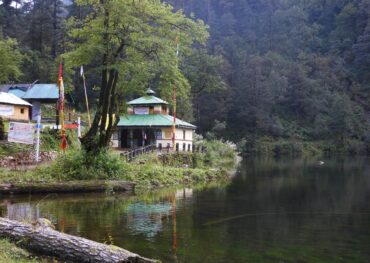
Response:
[1,157,370,262]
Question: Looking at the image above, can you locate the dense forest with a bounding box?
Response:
[1,0,370,154]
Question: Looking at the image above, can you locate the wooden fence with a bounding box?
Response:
[120,145,157,162]
[120,144,207,162]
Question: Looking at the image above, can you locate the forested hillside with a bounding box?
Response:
[171,0,370,154]
[1,0,369,154]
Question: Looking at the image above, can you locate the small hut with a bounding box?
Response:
[0,92,32,121]
[113,89,195,151]
[1,83,59,121]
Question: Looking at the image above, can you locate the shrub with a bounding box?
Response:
[41,129,79,151]
[41,149,130,181]
[194,136,237,169]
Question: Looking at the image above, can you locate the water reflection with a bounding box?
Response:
[1,158,370,263]
[126,203,172,239]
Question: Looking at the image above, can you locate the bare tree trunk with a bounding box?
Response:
[0,217,158,263]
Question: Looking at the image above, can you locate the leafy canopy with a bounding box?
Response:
[0,38,24,83]
[63,0,209,105]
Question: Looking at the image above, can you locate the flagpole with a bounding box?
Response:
[81,66,92,128]
[58,63,67,152]
[172,36,180,151]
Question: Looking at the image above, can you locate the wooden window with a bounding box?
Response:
[165,130,172,139]
[20,108,25,114]
[183,130,186,140]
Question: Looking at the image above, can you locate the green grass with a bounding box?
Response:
[0,151,233,189]
[0,239,40,263]
[0,139,237,189]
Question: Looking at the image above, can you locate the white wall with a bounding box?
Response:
[112,127,194,151]
[157,128,193,151]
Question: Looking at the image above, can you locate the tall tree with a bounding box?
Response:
[0,38,24,83]
[63,0,208,153]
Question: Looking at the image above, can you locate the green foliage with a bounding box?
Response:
[1,0,370,155]
[1,144,234,188]
[0,141,33,158]
[0,38,24,83]
[194,136,238,169]
[38,129,79,151]
[0,239,39,263]
[241,136,369,157]
[167,0,370,154]
[61,0,209,152]
[63,0,208,106]
[41,149,131,180]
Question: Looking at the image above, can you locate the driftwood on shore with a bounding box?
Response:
[0,180,135,195]
[0,217,158,263]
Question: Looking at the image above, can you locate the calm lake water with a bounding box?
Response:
[1,157,370,263]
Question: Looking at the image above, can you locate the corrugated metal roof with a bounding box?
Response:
[0,84,32,92]
[0,92,32,106]
[117,114,196,129]
[9,89,27,98]
[127,95,168,105]
[22,84,59,100]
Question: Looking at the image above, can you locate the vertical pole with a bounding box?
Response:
[77,117,81,138]
[129,129,133,148]
[172,36,180,151]
[82,73,92,128]
[55,103,59,129]
[172,87,176,150]
[35,114,41,163]
[142,130,145,147]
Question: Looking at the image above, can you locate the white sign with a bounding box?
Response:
[8,122,35,145]
[32,101,42,121]
[134,107,149,115]
[0,104,14,117]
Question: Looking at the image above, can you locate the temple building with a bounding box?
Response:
[113,89,196,151]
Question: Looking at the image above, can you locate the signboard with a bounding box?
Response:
[8,122,35,145]
[0,104,14,117]
[134,107,149,115]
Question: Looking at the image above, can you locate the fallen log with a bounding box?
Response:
[0,217,158,263]
[0,180,135,195]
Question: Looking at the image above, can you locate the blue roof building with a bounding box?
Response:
[1,83,59,121]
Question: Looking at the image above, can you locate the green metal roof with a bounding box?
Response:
[117,114,196,129]
[22,84,59,101]
[127,95,168,105]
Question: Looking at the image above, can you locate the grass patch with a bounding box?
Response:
[0,239,40,263]
[0,139,237,189]
[0,129,79,158]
